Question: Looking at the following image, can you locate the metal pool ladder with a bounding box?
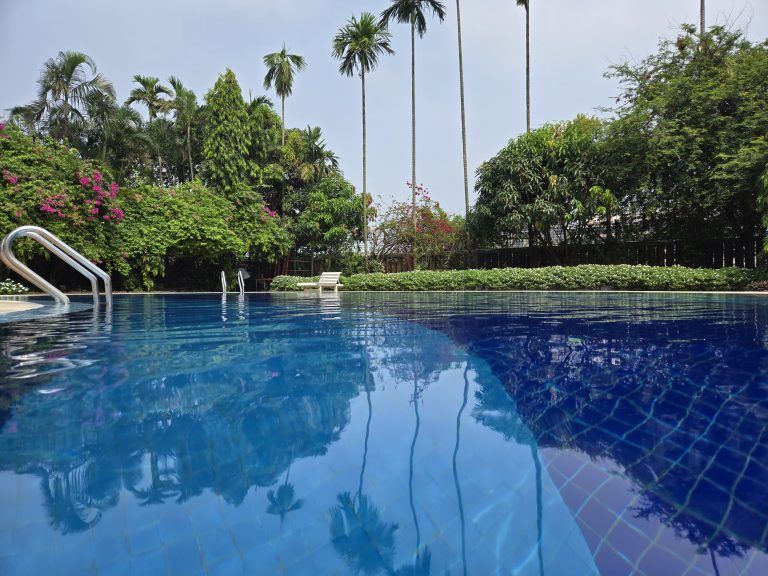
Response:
[0,225,112,308]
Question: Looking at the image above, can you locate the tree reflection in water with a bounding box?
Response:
[407,293,768,568]
[266,464,303,528]
[330,324,400,575]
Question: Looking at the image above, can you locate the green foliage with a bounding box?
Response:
[0,124,123,264]
[472,116,613,254]
[293,174,362,254]
[202,69,252,194]
[0,126,290,291]
[272,265,762,292]
[606,26,768,242]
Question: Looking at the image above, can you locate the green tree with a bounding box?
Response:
[31,50,115,144]
[516,0,531,132]
[126,75,172,183]
[380,0,446,250]
[263,45,307,146]
[298,126,340,183]
[125,75,171,122]
[293,174,363,255]
[606,26,768,243]
[333,11,394,268]
[165,77,198,180]
[202,69,252,195]
[472,116,615,263]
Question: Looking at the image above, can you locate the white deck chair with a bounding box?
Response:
[297,271,344,294]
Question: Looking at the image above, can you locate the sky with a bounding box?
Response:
[1,1,766,216]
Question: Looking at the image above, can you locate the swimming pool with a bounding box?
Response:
[0,292,766,575]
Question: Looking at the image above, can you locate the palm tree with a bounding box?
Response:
[34,50,115,143]
[299,126,340,183]
[700,0,705,36]
[125,75,171,122]
[102,106,150,182]
[126,75,171,183]
[455,0,471,234]
[165,77,198,180]
[380,0,447,261]
[9,104,43,141]
[333,12,394,268]
[516,1,531,132]
[263,45,307,146]
[82,90,119,164]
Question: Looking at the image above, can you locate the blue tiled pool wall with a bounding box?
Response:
[376,292,768,575]
[0,295,601,575]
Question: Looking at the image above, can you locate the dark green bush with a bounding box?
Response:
[271,265,765,292]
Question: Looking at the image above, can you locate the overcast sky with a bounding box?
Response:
[1,1,766,215]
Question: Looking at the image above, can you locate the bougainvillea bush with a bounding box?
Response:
[0,122,125,265]
[0,123,292,290]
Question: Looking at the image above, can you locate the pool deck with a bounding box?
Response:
[0,300,42,314]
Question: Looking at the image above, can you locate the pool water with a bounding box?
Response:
[0,292,766,575]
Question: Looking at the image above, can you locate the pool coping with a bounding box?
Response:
[1,289,766,321]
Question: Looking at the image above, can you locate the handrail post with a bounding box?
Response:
[221,270,227,293]
[0,225,112,307]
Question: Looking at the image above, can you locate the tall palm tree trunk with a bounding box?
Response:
[187,123,194,180]
[411,18,418,269]
[456,0,469,220]
[700,0,705,35]
[525,5,531,133]
[281,96,286,146]
[362,69,369,268]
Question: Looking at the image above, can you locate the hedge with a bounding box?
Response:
[270,265,766,292]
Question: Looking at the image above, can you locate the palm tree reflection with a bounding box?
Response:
[330,326,399,575]
[266,464,303,527]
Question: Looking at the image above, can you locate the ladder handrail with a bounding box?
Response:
[237,269,245,295]
[0,225,112,307]
[221,270,227,293]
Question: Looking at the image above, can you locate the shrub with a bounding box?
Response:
[0,279,29,295]
[270,265,765,292]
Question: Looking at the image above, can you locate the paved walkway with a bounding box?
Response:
[0,300,42,314]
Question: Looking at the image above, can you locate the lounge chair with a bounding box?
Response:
[297,271,343,294]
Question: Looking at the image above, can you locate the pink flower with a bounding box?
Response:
[79,177,91,186]
[89,208,99,214]
[92,185,101,193]
[93,170,102,182]
[109,182,119,198]
[8,176,18,184]
[103,215,110,221]
[0,122,5,131]
[40,204,56,213]
[14,211,22,218]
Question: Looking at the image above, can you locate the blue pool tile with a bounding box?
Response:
[636,543,689,576]
[128,523,162,556]
[208,554,245,576]
[201,528,239,565]
[129,548,166,576]
[165,538,204,576]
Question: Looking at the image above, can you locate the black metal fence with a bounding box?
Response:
[373,237,763,273]
[7,238,759,293]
